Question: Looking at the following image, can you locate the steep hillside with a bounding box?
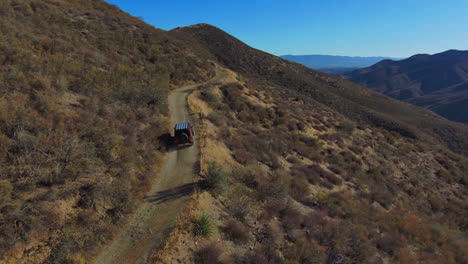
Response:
[0,0,214,263]
[157,24,467,264]
[346,50,468,123]
[154,61,468,264]
[171,24,468,155]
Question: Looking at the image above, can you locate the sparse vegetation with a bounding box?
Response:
[176,50,468,263]
[337,120,356,134]
[0,0,214,262]
[2,2,468,263]
[205,161,229,195]
[195,242,224,264]
[223,218,251,244]
[173,23,468,154]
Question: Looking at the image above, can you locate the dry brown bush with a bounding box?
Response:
[303,210,329,228]
[232,149,256,165]
[371,187,393,209]
[307,165,342,186]
[257,178,288,202]
[428,194,446,212]
[207,112,226,126]
[225,136,243,151]
[195,242,224,264]
[286,155,300,164]
[376,231,405,256]
[289,177,310,202]
[199,90,218,104]
[285,240,326,264]
[228,202,250,222]
[290,165,315,184]
[325,173,343,185]
[328,165,346,177]
[223,218,251,244]
[218,126,231,139]
[261,198,288,221]
[241,245,283,264]
[280,205,306,232]
[348,145,365,155]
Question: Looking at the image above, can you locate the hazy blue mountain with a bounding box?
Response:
[281,54,399,73]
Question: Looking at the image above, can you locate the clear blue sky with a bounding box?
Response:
[105,0,468,57]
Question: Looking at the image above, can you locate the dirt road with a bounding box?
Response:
[93,69,227,264]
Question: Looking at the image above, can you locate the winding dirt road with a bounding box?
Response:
[94,69,227,264]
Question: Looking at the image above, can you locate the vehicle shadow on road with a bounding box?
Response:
[144,181,208,204]
[157,133,173,152]
[158,133,194,153]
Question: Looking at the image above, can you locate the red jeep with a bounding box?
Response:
[174,122,194,146]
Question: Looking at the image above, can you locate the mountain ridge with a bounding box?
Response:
[346,49,468,123]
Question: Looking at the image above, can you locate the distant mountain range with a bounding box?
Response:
[281,54,400,73]
[346,49,468,124]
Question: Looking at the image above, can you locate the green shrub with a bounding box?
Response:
[205,162,228,195]
[193,212,216,237]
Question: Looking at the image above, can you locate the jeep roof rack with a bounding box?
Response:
[174,122,190,130]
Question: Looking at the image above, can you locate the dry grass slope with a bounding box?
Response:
[171,24,468,155]
[0,0,214,263]
[154,65,468,263]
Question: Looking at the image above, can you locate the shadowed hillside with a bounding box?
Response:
[346,49,468,124]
